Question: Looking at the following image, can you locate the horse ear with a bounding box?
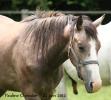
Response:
[93,14,105,27]
[76,16,83,31]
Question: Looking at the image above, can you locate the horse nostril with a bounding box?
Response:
[90,82,93,89]
[85,82,93,93]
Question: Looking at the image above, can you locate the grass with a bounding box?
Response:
[51,79,111,100]
[0,79,111,100]
[66,82,111,100]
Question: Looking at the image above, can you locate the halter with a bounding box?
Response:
[80,60,99,66]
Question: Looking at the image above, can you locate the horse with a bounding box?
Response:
[0,11,103,100]
[98,21,111,85]
[58,19,111,96]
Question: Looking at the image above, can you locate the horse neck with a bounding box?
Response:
[40,36,69,69]
[19,17,72,70]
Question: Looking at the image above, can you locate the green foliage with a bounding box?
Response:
[66,0,99,10]
[27,0,50,10]
[0,0,101,10]
[11,0,23,10]
[0,0,50,10]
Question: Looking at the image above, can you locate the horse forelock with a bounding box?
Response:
[83,19,97,40]
[74,15,97,40]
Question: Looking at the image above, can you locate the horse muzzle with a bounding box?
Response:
[79,60,102,93]
[85,79,102,93]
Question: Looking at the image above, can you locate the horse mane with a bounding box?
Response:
[21,14,76,60]
[22,11,97,40]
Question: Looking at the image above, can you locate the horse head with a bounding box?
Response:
[65,15,105,93]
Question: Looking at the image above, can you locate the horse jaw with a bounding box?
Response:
[93,14,105,27]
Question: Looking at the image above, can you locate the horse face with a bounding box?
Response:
[69,15,104,93]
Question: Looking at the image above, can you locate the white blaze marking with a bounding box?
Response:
[85,39,97,61]
[83,39,101,82]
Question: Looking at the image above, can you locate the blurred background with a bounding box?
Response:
[0,0,111,100]
[0,0,111,23]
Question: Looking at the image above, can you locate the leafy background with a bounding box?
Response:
[0,0,111,23]
[0,0,111,10]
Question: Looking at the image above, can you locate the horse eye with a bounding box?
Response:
[78,46,85,52]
